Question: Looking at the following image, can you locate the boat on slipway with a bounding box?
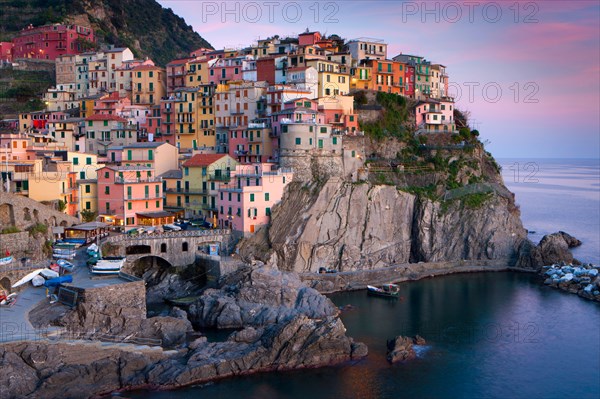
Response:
[90,257,126,274]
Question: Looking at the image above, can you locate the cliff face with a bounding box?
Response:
[261,178,527,273]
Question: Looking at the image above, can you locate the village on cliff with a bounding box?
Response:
[0,24,457,236]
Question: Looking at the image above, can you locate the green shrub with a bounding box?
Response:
[27,223,48,236]
[1,226,20,234]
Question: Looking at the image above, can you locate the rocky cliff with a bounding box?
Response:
[245,177,526,273]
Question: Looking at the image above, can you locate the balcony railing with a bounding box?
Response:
[125,195,163,201]
[207,173,231,182]
[201,204,219,212]
[114,176,162,184]
[166,188,208,195]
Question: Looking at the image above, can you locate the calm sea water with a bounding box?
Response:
[130,159,600,399]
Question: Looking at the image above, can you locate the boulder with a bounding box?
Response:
[386,336,416,363]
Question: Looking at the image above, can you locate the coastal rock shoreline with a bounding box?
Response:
[0,265,368,399]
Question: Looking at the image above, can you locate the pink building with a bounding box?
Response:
[0,42,13,62]
[12,24,95,60]
[228,121,275,164]
[217,163,293,235]
[415,99,455,133]
[166,57,194,93]
[209,57,246,85]
[298,31,321,47]
[97,165,171,227]
[93,92,131,115]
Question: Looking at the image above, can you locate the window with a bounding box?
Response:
[86,157,92,165]
[265,193,270,201]
[80,171,85,179]
[333,137,338,145]
[73,157,79,165]
[250,193,255,202]
[318,139,323,149]
[85,201,91,210]
[105,186,110,194]
[320,127,327,133]
[128,202,132,210]
[266,207,271,216]
[127,186,132,199]
[155,185,159,196]
[85,185,90,193]
[160,243,167,253]
[295,137,301,145]
[182,242,188,252]
[156,200,160,208]
[104,171,109,178]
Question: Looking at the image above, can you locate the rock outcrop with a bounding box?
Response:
[0,264,367,399]
[541,263,599,302]
[187,264,340,329]
[516,231,582,270]
[386,335,426,363]
[248,179,527,273]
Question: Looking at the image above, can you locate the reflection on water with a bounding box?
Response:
[130,273,600,399]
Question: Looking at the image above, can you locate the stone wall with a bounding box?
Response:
[279,152,344,182]
[73,280,147,317]
[0,231,48,266]
[0,192,78,231]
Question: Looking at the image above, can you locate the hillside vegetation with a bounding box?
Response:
[0,0,212,65]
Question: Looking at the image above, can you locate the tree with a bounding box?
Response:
[80,209,98,223]
[57,200,66,212]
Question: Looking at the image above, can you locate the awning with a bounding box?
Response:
[136,211,173,218]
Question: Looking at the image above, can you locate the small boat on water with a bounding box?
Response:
[87,243,99,255]
[57,259,75,272]
[90,257,125,274]
[0,256,13,266]
[367,284,400,298]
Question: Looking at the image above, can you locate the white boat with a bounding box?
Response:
[12,269,43,288]
[87,243,99,254]
[90,257,125,274]
[52,248,76,260]
[40,269,59,279]
[0,256,13,265]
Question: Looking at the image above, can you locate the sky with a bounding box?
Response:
[157,0,600,159]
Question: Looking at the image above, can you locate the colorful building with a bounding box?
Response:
[105,142,178,177]
[217,163,293,234]
[97,165,168,227]
[347,38,387,63]
[415,99,455,133]
[174,154,238,219]
[11,24,95,60]
[229,122,274,164]
[132,64,166,106]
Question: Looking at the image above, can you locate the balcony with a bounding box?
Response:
[230,109,244,115]
[201,204,219,212]
[125,195,163,201]
[166,188,208,195]
[207,172,231,182]
[114,176,162,184]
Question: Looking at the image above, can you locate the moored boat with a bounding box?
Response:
[367,284,400,298]
[90,257,125,274]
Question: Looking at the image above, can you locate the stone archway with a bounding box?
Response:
[59,221,68,227]
[49,216,57,227]
[23,207,31,222]
[0,277,11,293]
[33,209,40,223]
[128,255,176,304]
[0,203,15,226]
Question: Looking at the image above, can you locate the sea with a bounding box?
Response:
[129,158,600,399]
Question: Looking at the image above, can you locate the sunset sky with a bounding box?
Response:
[158,0,600,158]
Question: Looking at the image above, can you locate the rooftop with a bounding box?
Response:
[183,153,229,167]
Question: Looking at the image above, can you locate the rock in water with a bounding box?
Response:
[516,231,582,270]
[386,335,427,363]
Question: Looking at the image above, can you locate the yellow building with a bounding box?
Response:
[306,59,350,98]
[132,64,166,106]
[172,154,238,219]
[185,58,210,88]
[68,152,103,217]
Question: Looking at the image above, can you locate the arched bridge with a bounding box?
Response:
[101,229,236,268]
